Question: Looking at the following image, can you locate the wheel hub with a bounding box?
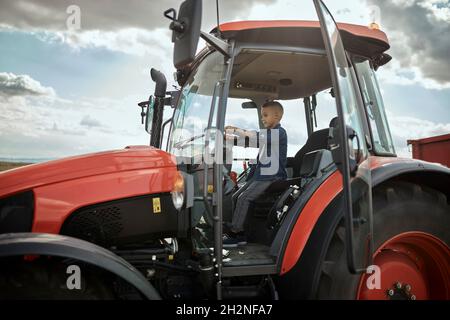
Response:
[386,282,416,300]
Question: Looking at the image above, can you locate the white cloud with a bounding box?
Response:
[377,59,450,90]
[0,0,275,32]
[0,72,55,97]
[0,77,150,158]
[80,115,102,128]
[365,0,450,88]
[0,0,275,57]
[387,110,450,157]
[52,28,173,57]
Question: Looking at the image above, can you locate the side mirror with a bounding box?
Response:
[328,123,360,176]
[137,96,155,134]
[145,97,155,134]
[164,0,202,69]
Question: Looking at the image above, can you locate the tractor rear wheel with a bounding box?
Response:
[316,181,450,300]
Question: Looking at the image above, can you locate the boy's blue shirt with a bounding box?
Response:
[253,123,288,181]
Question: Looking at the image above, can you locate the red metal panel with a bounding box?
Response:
[0,146,176,198]
[407,133,450,167]
[281,170,343,274]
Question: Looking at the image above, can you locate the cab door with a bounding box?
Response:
[314,0,373,273]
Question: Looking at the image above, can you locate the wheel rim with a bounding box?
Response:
[357,231,450,300]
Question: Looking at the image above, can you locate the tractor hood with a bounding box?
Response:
[0,146,176,198]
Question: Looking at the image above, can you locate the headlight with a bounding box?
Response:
[171,171,185,210]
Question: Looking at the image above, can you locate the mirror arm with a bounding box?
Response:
[164,90,180,108]
[200,32,230,58]
[311,94,318,128]
[303,97,313,137]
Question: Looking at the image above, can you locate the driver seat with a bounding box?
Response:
[245,118,337,243]
[259,118,336,194]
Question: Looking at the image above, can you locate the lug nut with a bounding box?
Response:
[388,289,395,297]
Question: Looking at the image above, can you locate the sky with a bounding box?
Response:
[0,0,449,160]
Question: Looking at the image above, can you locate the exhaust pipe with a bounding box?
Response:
[151,68,167,98]
[149,68,167,148]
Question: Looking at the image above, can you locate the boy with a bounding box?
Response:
[223,101,287,247]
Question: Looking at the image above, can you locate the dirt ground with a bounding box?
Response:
[0,161,31,172]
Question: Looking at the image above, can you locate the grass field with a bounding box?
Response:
[0,161,32,172]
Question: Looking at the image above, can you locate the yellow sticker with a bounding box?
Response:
[207,185,214,193]
[152,197,161,213]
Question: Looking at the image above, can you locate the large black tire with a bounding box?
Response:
[0,258,116,299]
[315,181,450,299]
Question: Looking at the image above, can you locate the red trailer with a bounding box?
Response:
[408,133,450,167]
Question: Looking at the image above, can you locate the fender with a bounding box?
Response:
[371,157,450,194]
[0,232,161,300]
[279,156,450,275]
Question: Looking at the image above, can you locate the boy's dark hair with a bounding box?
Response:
[262,100,284,115]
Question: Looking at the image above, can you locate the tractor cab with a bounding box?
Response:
[140,0,396,296]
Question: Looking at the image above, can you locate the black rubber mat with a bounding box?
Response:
[223,243,275,266]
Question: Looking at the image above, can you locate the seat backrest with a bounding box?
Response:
[299,149,333,178]
[292,117,338,177]
[292,128,329,177]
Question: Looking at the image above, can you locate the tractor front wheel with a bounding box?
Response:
[0,258,116,300]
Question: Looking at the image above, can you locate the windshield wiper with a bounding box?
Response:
[173,133,206,150]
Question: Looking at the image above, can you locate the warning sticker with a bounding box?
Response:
[153,197,161,213]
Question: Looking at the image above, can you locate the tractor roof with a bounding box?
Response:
[177,20,391,99]
[214,20,390,58]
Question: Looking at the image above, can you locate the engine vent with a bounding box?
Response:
[62,205,123,246]
[61,193,181,247]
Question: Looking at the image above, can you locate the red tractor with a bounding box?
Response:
[0,0,449,300]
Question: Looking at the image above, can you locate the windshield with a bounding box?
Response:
[168,52,226,157]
